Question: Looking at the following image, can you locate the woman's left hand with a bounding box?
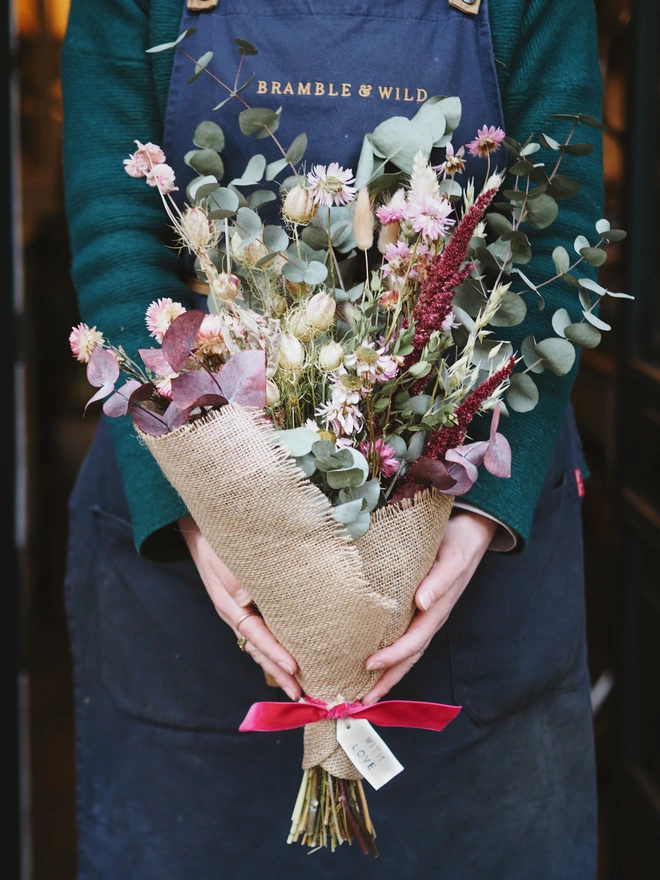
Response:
[361,509,498,705]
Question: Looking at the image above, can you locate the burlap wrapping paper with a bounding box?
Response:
[141,405,453,778]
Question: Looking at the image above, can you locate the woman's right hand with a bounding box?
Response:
[178,515,302,702]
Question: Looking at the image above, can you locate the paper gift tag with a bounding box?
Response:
[336,719,404,790]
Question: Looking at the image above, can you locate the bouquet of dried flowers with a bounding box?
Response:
[69,29,630,856]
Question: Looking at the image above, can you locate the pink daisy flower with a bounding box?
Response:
[359,438,399,478]
[405,194,455,242]
[441,310,461,332]
[307,163,356,207]
[466,125,506,158]
[69,322,104,363]
[145,163,178,194]
[382,241,418,279]
[375,188,407,225]
[145,298,186,344]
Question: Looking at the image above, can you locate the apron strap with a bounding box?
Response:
[449,0,482,14]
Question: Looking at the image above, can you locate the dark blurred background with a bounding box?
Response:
[8,0,660,877]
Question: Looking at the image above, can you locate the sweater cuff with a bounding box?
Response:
[451,500,518,552]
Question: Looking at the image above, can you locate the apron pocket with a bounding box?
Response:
[448,468,587,726]
[91,505,273,732]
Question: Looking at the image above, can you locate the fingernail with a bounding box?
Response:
[418,590,434,611]
[366,660,384,671]
[278,661,294,675]
[285,688,298,701]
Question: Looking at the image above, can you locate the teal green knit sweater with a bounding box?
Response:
[60,0,603,560]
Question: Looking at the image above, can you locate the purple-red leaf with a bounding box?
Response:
[483,432,512,478]
[138,347,174,376]
[161,310,205,372]
[87,346,119,389]
[163,402,192,430]
[170,369,227,410]
[390,479,427,504]
[443,449,480,495]
[216,349,266,408]
[130,404,170,436]
[406,458,457,491]
[103,379,144,418]
[85,383,116,415]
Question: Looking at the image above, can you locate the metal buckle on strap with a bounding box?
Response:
[187,0,219,11]
[449,0,482,14]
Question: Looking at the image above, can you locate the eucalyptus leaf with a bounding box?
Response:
[485,213,513,236]
[332,499,364,524]
[525,194,558,229]
[187,149,224,179]
[265,157,289,181]
[186,51,213,84]
[505,372,539,412]
[600,228,627,242]
[326,467,366,490]
[552,246,570,275]
[403,431,426,462]
[580,247,607,267]
[411,100,447,144]
[234,206,262,242]
[193,121,225,152]
[521,334,545,373]
[574,234,590,255]
[262,225,290,252]
[551,307,572,337]
[578,277,606,295]
[595,218,611,234]
[231,154,267,186]
[234,37,258,56]
[146,27,196,53]
[239,107,280,138]
[489,291,527,327]
[274,426,319,456]
[188,175,220,202]
[545,174,580,200]
[286,132,308,165]
[560,142,594,157]
[535,337,576,375]
[583,311,611,331]
[303,261,328,285]
[370,116,434,174]
[453,281,486,317]
[343,511,371,541]
[564,322,602,349]
[540,133,561,150]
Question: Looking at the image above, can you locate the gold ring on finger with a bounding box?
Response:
[237,636,248,652]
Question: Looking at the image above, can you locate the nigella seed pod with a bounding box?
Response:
[318,341,344,371]
[289,310,318,343]
[278,333,305,371]
[282,185,318,225]
[266,380,281,406]
[305,291,336,330]
[230,232,269,267]
[211,272,241,301]
[181,205,217,251]
[270,293,289,317]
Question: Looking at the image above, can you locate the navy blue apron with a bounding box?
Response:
[65,3,597,877]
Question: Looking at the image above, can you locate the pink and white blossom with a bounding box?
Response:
[441,311,461,332]
[404,194,455,242]
[145,163,178,194]
[375,188,407,225]
[382,241,417,279]
[307,163,356,207]
[466,125,506,158]
[145,298,187,344]
[69,323,104,363]
[123,140,167,178]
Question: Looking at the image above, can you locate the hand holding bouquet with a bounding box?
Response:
[69,30,630,855]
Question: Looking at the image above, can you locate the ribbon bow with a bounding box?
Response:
[239,695,461,733]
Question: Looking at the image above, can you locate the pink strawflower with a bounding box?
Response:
[466,125,506,158]
[359,438,399,478]
[307,163,356,207]
[145,298,187,344]
[196,314,229,358]
[434,142,466,177]
[382,241,418,279]
[379,286,400,310]
[69,322,104,363]
[404,194,455,242]
[375,188,407,225]
[123,140,167,178]
[145,163,178,194]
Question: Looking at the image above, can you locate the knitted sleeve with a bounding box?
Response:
[61,0,192,560]
[461,0,604,548]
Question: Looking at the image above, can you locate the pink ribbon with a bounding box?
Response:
[239,695,461,733]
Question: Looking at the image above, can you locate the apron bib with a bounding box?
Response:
[163,0,505,209]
